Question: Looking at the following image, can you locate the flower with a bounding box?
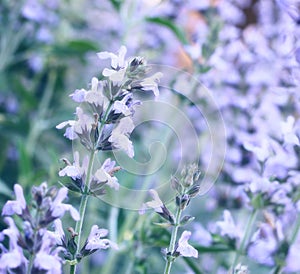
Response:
[56,106,95,145]
[0,217,27,273]
[2,184,27,216]
[97,46,128,82]
[144,189,164,214]
[48,219,65,246]
[81,225,118,255]
[280,116,300,146]
[176,231,198,258]
[109,116,135,157]
[59,151,89,181]
[216,210,240,239]
[93,158,120,190]
[140,72,163,97]
[50,187,80,221]
[33,231,63,274]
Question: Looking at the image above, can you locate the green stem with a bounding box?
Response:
[231,209,258,272]
[70,100,114,274]
[164,206,183,274]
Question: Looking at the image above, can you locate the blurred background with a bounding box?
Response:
[1,0,300,273]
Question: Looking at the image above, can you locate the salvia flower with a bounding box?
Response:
[175,231,198,258]
[143,189,175,224]
[80,225,118,257]
[92,158,120,191]
[2,184,28,217]
[216,210,241,240]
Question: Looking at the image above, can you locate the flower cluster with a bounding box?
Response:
[0,183,79,274]
[57,46,162,157]
[142,164,201,272]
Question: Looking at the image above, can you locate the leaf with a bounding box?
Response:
[145,17,188,45]
[153,222,172,228]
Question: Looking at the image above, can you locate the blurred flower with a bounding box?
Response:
[2,184,27,216]
[216,210,240,240]
[234,263,249,274]
[176,231,198,258]
[50,187,80,221]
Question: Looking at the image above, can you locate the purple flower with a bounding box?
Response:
[176,231,198,258]
[216,210,241,240]
[33,231,63,274]
[285,240,300,272]
[144,189,164,214]
[56,107,94,141]
[50,187,80,221]
[84,225,118,251]
[192,223,212,247]
[0,217,27,273]
[247,221,283,266]
[2,184,27,216]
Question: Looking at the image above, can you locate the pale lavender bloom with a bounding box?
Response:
[140,72,163,97]
[85,225,118,251]
[2,184,26,216]
[113,94,135,116]
[59,151,89,180]
[243,139,271,162]
[248,222,282,266]
[97,46,128,82]
[93,158,119,190]
[216,210,240,239]
[34,231,63,274]
[192,223,212,247]
[144,189,164,214]
[109,117,135,158]
[56,107,94,140]
[176,231,198,258]
[50,187,80,221]
[285,240,300,272]
[280,115,300,146]
[48,219,65,246]
[0,218,27,272]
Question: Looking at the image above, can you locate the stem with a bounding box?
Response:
[231,209,258,272]
[70,101,114,274]
[164,206,183,274]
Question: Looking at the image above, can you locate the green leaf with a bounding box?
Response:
[145,17,188,45]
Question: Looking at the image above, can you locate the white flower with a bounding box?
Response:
[85,225,118,251]
[140,72,163,97]
[56,107,94,140]
[97,46,128,82]
[109,117,135,157]
[176,231,198,258]
[59,151,89,180]
[94,158,120,190]
[144,189,164,213]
